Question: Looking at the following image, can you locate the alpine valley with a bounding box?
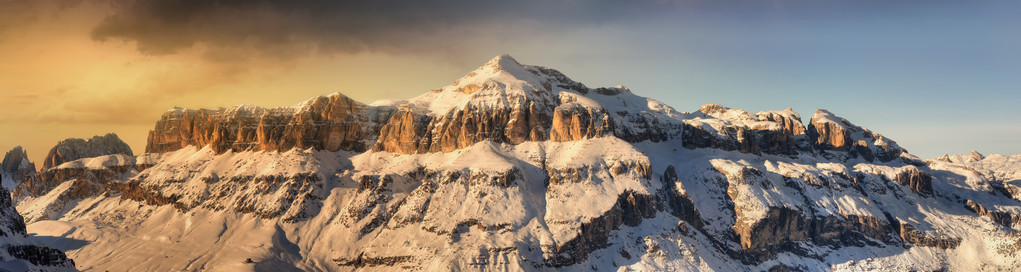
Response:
[2,55,1020,271]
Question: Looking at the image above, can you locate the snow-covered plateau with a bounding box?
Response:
[2,55,1020,271]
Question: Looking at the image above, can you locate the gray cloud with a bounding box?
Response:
[88,0,673,59]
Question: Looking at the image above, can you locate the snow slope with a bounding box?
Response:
[15,55,1021,271]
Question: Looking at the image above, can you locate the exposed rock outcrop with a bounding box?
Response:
[372,106,430,154]
[807,109,903,162]
[732,207,895,261]
[682,104,807,156]
[969,150,986,161]
[662,165,703,228]
[146,93,394,154]
[895,222,961,249]
[109,172,325,222]
[892,166,933,196]
[544,190,659,267]
[43,133,132,170]
[964,200,1021,229]
[549,105,613,142]
[0,175,25,239]
[0,172,76,270]
[148,55,682,156]
[1,146,36,188]
[15,154,139,223]
[374,101,553,153]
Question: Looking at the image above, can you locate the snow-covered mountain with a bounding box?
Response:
[0,172,75,271]
[8,55,1021,271]
[1,146,36,191]
[936,151,1021,202]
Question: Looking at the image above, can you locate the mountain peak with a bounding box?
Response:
[969,150,985,160]
[485,54,523,69]
[400,55,567,114]
[459,54,534,84]
[2,146,33,174]
[43,133,133,170]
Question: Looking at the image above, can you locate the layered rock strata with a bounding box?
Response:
[148,55,683,156]
[42,133,132,170]
[682,104,808,156]
[807,110,903,162]
[146,94,393,154]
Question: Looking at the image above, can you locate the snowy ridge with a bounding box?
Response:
[379,55,683,140]
[10,55,1021,271]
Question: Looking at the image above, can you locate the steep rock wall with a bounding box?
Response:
[42,133,132,170]
[146,93,393,154]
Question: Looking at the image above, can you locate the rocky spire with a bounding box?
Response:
[43,133,133,170]
[1,146,37,189]
[969,150,985,161]
[1,146,34,175]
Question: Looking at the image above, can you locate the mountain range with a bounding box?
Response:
[1,55,1019,271]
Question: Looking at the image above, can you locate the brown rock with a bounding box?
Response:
[964,199,1021,229]
[807,110,852,151]
[892,166,933,196]
[682,105,806,156]
[896,222,960,249]
[807,109,903,162]
[1,146,37,185]
[550,105,613,142]
[733,207,896,260]
[372,106,430,154]
[42,133,132,170]
[756,108,806,136]
[146,93,391,154]
[662,165,703,228]
[544,190,659,267]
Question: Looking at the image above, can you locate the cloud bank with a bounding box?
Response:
[89,0,669,59]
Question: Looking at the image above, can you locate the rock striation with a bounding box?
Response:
[892,166,933,196]
[807,109,903,162]
[682,104,808,156]
[42,133,132,170]
[148,55,683,156]
[146,94,394,154]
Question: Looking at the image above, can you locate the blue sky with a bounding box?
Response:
[506,0,1021,157]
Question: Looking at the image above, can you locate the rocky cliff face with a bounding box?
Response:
[807,109,903,162]
[682,104,808,156]
[150,55,682,156]
[1,146,37,189]
[0,172,76,271]
[15,154,140,223]
[13,133,134,211]
[42,133,132,170]
[146,94,394,154]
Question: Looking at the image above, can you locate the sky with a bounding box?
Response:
[1,0,1020,166]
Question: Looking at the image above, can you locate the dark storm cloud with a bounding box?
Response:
[89,0,955,59]
[90,0,666,57]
